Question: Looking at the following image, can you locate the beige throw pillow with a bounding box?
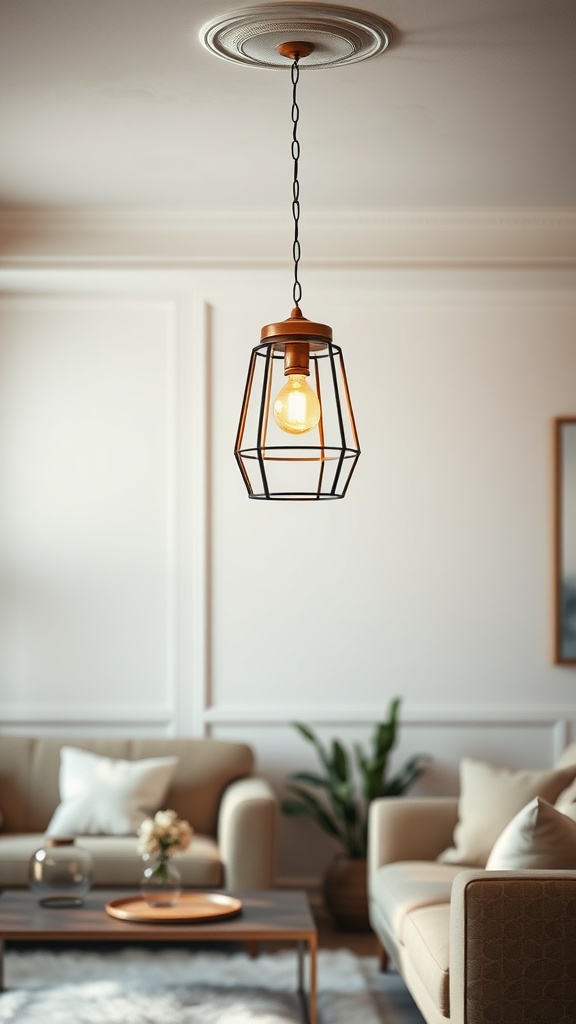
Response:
[554,744,576,770]
[486,796,576,870]
[555,777,576,812]
[438,757,576,867]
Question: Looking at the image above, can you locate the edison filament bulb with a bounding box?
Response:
[273,373,321,434]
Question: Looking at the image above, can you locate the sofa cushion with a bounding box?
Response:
[438,758,576,867]
[486,796,576,870]
[402,904,451,1018]
[370,861,462,942]
[0,833,223,888]
[46,747,179,836]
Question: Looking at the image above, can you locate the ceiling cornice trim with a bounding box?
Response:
[1,207,575,268]
[2,207,576,227]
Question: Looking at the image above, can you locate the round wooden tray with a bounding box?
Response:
[105,892,243,924]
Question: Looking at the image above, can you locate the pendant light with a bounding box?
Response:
[200,5,394,500]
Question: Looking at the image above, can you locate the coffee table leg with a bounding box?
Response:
[297,939,304,992]
[308,933,317,1024]
[296,937,317,1024]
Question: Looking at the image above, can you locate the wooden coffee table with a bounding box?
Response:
[0,888,318,1024]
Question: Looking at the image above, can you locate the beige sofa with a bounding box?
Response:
[0,736,277,891]
[368,751,576,1024]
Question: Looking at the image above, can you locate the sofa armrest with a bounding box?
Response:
[450,869,576,1024]
[368,797,459,879]
[217,777,277,891]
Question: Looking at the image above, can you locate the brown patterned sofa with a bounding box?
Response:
[0,736,277,891]
[368,748,576,1024]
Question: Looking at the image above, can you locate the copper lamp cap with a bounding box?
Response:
[260,307,332,349]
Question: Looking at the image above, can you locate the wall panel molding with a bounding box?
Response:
[175,297,211,737]
[1,207,575,268]
[0,704,174,725]
[5,704,571,751]
[203,702,576,726]
[205,705,576,764]
[0,271,207,738]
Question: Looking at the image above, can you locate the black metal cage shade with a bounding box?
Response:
[234,338,360,500]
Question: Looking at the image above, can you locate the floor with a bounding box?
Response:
[311,901,378,955]
[310,900,426,1024]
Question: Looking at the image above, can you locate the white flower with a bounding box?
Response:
[154,809,178,830]
[176,819,193,853]
[137,809,193,859]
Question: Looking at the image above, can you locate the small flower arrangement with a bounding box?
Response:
[137,808,193,866]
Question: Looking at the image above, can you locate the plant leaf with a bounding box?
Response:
[329,781,359,825]
[293,722,317,744]
[386,754,429,795]
[292,723,336,782]
[354,743,368,774]
[331,739,349,782]
[287,771,331,789]
[282,784,346,842]
[284,703,425,859]
[280,799,311,816]
[374,697,401,757]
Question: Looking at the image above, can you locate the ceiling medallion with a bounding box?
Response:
[199,3,394,69]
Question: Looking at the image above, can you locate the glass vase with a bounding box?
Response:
[29,836,92,908]
[140,855,181,907]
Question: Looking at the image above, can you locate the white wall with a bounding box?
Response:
[1,220,576,884]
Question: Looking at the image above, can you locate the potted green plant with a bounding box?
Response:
[281,697,427,930]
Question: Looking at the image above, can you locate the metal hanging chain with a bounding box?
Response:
[291,58,303,310]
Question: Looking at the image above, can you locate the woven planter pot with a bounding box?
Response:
[322,854,370,931]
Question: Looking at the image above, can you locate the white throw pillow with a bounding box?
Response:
[438,757,576,867]
[46,747,178,836]
[486,796,576,870]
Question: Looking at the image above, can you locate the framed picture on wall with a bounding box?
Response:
[553,417,576,664]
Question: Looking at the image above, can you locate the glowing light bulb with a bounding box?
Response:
[273,374,321,434]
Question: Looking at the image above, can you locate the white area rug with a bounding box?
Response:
[0,947,424,1024]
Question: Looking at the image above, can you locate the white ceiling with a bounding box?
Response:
[1,0,575,212]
